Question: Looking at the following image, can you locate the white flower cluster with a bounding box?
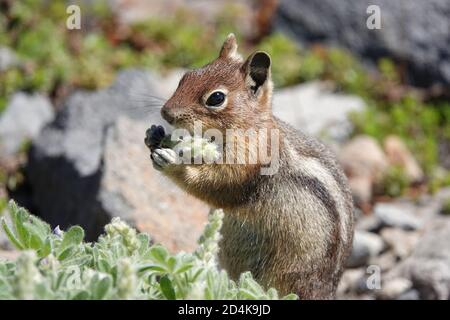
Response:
[173,136,221,163]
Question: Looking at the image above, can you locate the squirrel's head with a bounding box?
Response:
[161,33,273,133]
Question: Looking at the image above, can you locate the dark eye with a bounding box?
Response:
[205,91,226,108]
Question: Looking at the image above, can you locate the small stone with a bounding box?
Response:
[356,213,383,233]
[374,203,422,230]
[0,46,19,72]
[377,278,412,299]
[347,230,385,268]
[336,268,366,296]
[383,135,424,182]
[370,252,398,272]
[339,135,388,206]
[396,289,420,300]
[380,228,420,259]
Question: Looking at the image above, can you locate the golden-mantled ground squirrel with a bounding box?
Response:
[145,34,354,299]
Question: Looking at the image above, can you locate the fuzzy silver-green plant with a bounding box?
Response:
[161,135,221,164]
[0,200,297,300]
[174,136,220,163]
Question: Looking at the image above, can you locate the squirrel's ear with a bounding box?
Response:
[243,51,272,95]
[219,33,242,61]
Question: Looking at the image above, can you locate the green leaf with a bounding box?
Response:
[29,215,51,237]
[174,263,194,274]
[11,204,30,247]
[97,259,111,273]
[149,245,168,264]
[23,222,45,250]
[72,290,90,300]
[94,276,112,300]
[138,264,166,273]
[238,288,258,300]
[1,217,24,249]
[137,233,150,255]
[38,236,52,258]
[282,293,298,300]
[167,256,177,272]
[159,275,176,300]
[57,246,75,261]
[60,226,84,250]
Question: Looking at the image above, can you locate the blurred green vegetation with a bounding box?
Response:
[442,198,450,215]
[0,0,449,196]
[376,166,410,198]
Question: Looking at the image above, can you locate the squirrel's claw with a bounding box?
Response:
[151,148,177,171]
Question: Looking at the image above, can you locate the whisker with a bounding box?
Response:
[133,93,167,102]
[124,104,163,112]
[128,98,165,105]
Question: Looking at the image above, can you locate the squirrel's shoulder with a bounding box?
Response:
[273,116,332,159]
[273,116,351,195]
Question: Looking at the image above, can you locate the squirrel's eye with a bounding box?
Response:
[205,91,226,108]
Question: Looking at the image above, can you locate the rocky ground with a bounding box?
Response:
[338,188,450,299]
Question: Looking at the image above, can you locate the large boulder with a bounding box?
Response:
[274,0,450,87]
[26,70,209,251]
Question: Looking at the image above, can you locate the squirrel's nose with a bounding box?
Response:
[161,107,175,124]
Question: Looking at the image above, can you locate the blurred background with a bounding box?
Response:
[0,0,450,299]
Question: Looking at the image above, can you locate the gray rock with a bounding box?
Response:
[370,252,397,272]
[374,203,422,230]
[336,268,366,297]
[380,228,420,259]
[385,218,450,299]
[275,0,450,87]
[396,289,420,300]
[347,230,385,268]
[0,92,54,156]
[356,213,383,232]
[377,277,412,300]
[0,47,19,72]
[26,70,209,250]
[273,82,365,143]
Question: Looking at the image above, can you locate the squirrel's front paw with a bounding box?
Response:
[151,148,178,171]
[145,125,166,151]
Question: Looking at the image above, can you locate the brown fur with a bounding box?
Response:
[154,34,354,299]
